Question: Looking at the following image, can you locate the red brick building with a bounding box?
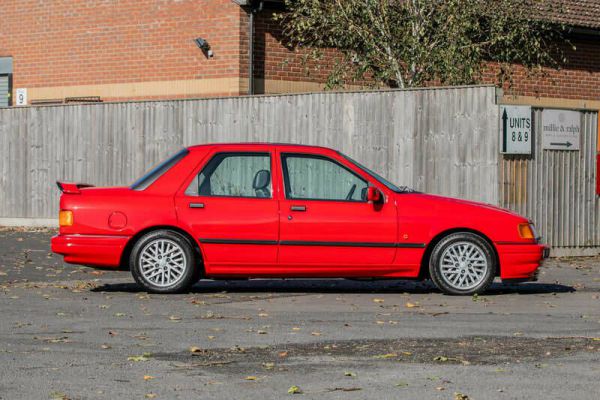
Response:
[0,0,599,109]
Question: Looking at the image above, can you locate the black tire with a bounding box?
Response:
[130,230,197,294]
[429,232,496,295]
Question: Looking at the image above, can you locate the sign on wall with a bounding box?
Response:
[541,109,581,151]
[15,88,27,106]
[500,105,532,155]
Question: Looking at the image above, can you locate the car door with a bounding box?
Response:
[175,148,279,275]
[277,150,398,274]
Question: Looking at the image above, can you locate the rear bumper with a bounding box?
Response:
[497,242,549,282]
[51,234,130,268]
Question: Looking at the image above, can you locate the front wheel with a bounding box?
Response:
[130,230,197,294]
[429,232,496,295]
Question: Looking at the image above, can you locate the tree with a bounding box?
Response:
[276,0,569,89]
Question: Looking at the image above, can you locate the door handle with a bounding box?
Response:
[290,205,306,212]
[189,202,205,209]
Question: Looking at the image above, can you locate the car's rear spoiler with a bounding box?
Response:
[56,181,94,194]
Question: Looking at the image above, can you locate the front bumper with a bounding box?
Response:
[51,234,130,268]
[497,242,549,282]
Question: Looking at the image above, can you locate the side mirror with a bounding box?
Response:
[367,187,383,203]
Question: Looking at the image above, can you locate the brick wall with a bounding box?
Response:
[254,12,600,101]
[0,0,247,100]
[0,1,597,102]
[483,38,600,100]
[253,12,345,86]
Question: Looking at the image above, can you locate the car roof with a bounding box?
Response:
[186,142,336,153]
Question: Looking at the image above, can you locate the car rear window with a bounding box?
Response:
[130,148,189,190]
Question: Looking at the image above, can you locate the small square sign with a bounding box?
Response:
[500,105,532,155]
[15,88,27,106]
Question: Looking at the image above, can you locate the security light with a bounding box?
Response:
[194,37,213,58]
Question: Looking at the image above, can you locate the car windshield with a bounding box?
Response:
[339,152,415,193]
[131,148,189,190]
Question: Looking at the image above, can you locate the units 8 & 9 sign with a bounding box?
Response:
[500,105,532,155]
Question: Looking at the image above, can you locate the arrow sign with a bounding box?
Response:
[550,142,573,147]
[500,106,532,155]
[542,109,580,151]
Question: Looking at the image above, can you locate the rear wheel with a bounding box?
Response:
[429,232,495,295]
[130,230,197,294]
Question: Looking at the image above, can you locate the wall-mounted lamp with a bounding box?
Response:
[194,37,213,58]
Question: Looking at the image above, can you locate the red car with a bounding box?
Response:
[51,143,548,295]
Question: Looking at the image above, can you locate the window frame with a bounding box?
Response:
[186,151,274,199]
[0,56,13,108]
[280,153,370,203]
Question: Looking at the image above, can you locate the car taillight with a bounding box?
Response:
[59,210,73,227]
[518,222,535,240]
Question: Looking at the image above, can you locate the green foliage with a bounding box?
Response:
[275,0,568,89]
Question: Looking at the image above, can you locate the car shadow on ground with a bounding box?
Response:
[91,279,575,295]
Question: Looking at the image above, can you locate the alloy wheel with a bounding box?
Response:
[138,239,187,287]
[439,241,488,290]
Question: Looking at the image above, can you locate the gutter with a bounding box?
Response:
[235,0,284,95]
[566,26,600,39]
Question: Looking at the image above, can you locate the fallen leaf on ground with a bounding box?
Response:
[245,376,258,381]
[405,302,419,308]
[128,353,151,362]
[344,371,356,377]
[374,353,397,359]
[49,392,70,400]
[189,346,204,354]
[143,375,154,381]
[326,387,362,392]
[169,315,182,321]
[373,298,385,303]
[454,392,470,400]
[288,385,303,394]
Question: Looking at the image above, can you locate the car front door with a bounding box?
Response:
[277,150,398,275]
[175,149,279,276]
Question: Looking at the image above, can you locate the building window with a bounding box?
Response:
[0,57,13,107]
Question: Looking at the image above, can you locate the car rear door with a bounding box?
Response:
[174,147,280,275]
[276,148,398,274]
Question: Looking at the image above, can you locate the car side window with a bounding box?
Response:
[186,153,272,198]
[282,154,368,202]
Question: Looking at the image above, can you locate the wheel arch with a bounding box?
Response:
[418,227,500,280]
[119,225,204,273]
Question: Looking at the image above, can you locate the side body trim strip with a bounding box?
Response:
[199,239,426,248]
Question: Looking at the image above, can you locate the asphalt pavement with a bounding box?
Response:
[0,228,599,399]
